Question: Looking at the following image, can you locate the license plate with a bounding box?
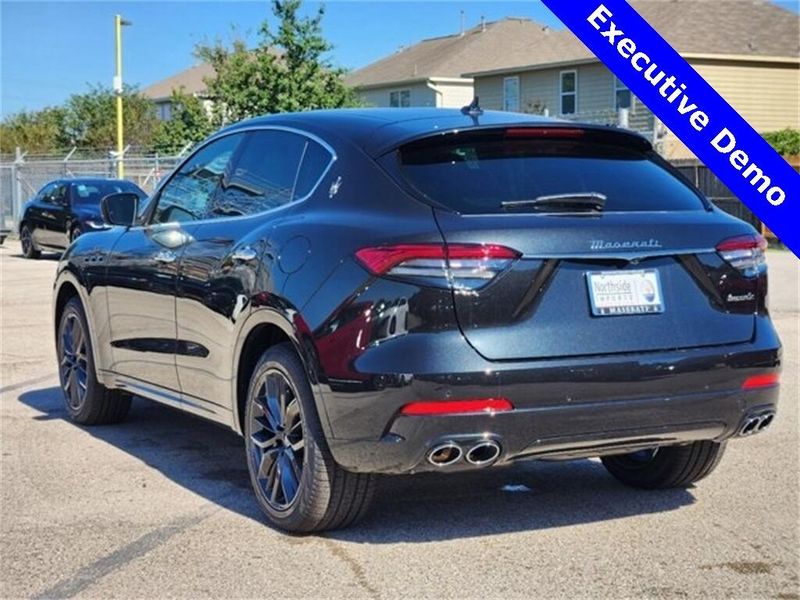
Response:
[587,269,664,316]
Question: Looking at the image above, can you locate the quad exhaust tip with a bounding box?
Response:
[738,412,775,437]
[427,442,463,467]
[465,440,501,466]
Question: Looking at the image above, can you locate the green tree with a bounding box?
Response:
[762,128,800,156]
[0,107,69,154]
[64,84,161,149]
[196,0,360,124]
[154,89,214,153]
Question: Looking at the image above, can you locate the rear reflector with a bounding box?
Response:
[399,398,514,416]
[355,243,520,290]
[742,373,780,390]
[717,234,767,276]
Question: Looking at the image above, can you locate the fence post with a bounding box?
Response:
[13,147,25,230]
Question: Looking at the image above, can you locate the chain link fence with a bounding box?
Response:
[0,149,185,236]
[2,141,790,241]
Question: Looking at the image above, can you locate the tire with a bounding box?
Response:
[69,226,82,244]
[57,297,131,425]
[601,441,726,489]
[244,343,375,533]
[20,225,40,259]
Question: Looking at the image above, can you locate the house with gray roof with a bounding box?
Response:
[142,63,215,121]
[344,17,555,109]
[466,0,799,158]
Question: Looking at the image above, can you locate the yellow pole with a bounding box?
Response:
[115,14,124,178]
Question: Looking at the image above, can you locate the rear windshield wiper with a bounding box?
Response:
[501,192,607,213]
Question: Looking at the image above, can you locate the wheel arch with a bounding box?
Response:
[53,271,108,384]
[231,307,331,438]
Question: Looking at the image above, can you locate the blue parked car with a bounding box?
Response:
[19,178,147,258]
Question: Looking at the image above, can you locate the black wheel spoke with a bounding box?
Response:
[248,367,305,510]
[59,314,88,410]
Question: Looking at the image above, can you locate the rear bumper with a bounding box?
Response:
[329,385,779,473]
[321,316,781,474]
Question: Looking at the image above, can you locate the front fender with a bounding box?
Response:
[53,267,113,386]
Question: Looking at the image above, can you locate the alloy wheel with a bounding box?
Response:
[248,369,305,510]
[59,313,88,410]
[21,228,32,255]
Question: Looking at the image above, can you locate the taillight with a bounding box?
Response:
[716,234,767,276]
[354,243,520,290]
[742,373,780,390]
[399,397,514,416]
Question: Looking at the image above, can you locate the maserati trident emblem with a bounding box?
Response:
[590,239,663,251]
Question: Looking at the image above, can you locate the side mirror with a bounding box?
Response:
[101,193,139,227]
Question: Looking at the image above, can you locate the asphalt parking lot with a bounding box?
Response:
[1,240,797,599]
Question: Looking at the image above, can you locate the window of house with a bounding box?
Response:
[390,90,411,108]
[560,70,577,116]
[503,77,520,112]
[615,77,632,111]
[154,133,243,223]
[157,102,173,121]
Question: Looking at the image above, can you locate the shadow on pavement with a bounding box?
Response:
[19,386,695,542]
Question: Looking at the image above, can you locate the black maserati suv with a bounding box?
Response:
[20,178,147,258]
[52,108,781,532]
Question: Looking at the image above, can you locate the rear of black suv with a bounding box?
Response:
[315,121,781,488]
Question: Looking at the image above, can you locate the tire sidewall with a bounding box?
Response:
[57,299,101,422]
[244,345,330,531]
[20,225,37,258]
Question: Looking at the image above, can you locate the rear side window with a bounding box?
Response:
[394,132,705,214]
[213,130,306,216]
[294,140,333,199]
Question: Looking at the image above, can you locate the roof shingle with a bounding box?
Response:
[347,1,799,87]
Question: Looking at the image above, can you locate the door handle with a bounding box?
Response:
[231,246,258,263]
[153,249,177,264]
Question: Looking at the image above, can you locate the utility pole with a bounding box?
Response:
[114,15,132,178]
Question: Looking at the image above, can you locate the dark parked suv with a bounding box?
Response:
[53,108,781,532]
[20,178,146,258]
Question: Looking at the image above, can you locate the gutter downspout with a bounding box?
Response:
[426,80,444,107]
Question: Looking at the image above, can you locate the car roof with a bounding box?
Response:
[64,178,135,186]
[220,108,650,157]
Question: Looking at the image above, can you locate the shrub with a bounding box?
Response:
[762,128,800,156]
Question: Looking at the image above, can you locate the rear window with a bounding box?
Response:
[394,132,705,214]
[73,181,145,204]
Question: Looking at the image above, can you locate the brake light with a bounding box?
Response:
[400,398,514,416]
[505,127,585,138]
[355,243,520,290]
[716,234,767,276]
[742,373,780,390]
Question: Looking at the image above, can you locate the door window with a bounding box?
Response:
[153,134,243,223]
[210,130,308,217]
[37,183,58,203]
[51,184,68,206]
[503,77,520,112]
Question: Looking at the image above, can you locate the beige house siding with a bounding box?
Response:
[436,81,476,108]
[356,82,437,108]
[660,58,799,158]
[356,79,475,108]
[476,57,798,159]
[476,63,627,116]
